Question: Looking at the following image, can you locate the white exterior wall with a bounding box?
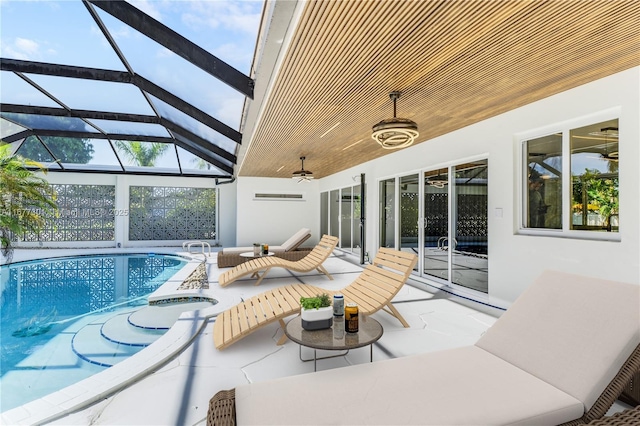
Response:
[315,67,640,305]
[235,177,320,247]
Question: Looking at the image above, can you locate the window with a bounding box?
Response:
[570,124,619,232]
[525,133,562,229]
[321,184,364,254]
[522,116,619,237]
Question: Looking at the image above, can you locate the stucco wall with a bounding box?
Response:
[234,176,320,247]
[313,66,639,306]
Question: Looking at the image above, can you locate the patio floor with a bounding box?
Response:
[6,250,631,425]
[42,251,501,425]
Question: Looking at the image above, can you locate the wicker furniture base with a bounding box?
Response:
[207,389,236,426]
[217,248,312,268]
[586,405,640,425]
[621,371,640,406]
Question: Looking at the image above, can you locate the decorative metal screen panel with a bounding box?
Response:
[455,194,488,254]
[21,184,116,242]
[129,186,216,241]
[456,195,488,237]
[424,193,449,239]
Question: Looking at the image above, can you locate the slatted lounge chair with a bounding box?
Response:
[208,270,640,425]
[216,228,311,268]
[218,234,339,287]
[213,247,418,350]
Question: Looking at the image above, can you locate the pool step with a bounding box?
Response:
[72,323,141,368]
[101,313,163,347]
[128,301,215,330]
[72,301,215,367]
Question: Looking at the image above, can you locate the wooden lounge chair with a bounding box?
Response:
[213,247,418,350]
[218,234,339,287]
[216,228,311,268]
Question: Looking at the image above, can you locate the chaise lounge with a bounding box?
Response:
[208,270,640,425]
[213,247,418,350]
[216,228,311,268]
[218,234,338,287]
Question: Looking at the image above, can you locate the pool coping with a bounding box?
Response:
[1,251,239,426]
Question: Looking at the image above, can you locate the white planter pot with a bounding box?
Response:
[301,306,333,322]
[301,306,333,330]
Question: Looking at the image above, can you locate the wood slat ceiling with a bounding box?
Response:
[239,0,640,179]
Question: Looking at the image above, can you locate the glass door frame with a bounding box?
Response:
[378,157,488,293]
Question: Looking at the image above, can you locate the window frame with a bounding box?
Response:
[517,107,621,241]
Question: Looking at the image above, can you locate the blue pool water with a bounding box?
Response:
[0,253,187,411]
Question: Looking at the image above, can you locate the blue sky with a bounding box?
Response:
[0,0,262,126]
[1,0,263,170]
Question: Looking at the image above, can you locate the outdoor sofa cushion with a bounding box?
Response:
[220,228,311,255]
[235,346,583,425]
[229,270,639,425]
[476,270,640,411]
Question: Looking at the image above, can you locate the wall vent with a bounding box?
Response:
[254,192,305,201]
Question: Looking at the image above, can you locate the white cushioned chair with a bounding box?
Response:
[208,270,640,425]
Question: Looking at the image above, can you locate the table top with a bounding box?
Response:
[239,251,274,258]
[284,315,383,351]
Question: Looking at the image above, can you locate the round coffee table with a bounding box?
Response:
[284,315,383,371]
[239,251,274,258]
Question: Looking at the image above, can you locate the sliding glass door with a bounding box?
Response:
[379,160,488,293]
[451,161,488,292]
[423,169,449,281]
[400,174,419,272]
[321,183,364,257]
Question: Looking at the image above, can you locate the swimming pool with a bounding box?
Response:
[0,253,189,411]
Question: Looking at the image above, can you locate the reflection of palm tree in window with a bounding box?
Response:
[191,157,211,170]
[114,141,168,167]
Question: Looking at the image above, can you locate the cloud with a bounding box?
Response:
[109,25,133,40]
[212,42,253,68]
[15,38,40,55]
[2,37,41,60]
[128,0,163,21]
[180,1,262,35]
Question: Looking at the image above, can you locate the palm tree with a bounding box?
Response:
[114,141,169,167]
[0,146,57,261]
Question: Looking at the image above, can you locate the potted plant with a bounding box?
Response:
[300,293,333,330]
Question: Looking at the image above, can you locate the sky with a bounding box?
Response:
[1,0,263,170]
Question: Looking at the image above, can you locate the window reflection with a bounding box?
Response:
[525,134,562,229]
[570,120,619,232]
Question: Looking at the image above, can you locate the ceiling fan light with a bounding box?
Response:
[292,156,314,182]
[372,118,419,149]
[427,179,447,188]
[292,170,313,178]
[371,92,419,149]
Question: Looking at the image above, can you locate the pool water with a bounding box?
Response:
[0,254,188,411]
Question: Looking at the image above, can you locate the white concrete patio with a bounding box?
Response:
[3,250,632,425]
